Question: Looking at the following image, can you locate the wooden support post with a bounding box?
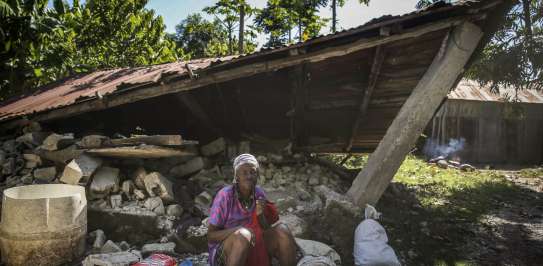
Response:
[346,46,385,151]
[346,22,483,207]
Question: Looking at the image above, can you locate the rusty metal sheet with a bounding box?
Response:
[448,79,543,103]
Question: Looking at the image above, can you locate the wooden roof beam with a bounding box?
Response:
[346,45,385,151]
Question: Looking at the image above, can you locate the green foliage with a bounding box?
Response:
[467,0,543,92]
[172,13,229,59]
[0,0,182,99]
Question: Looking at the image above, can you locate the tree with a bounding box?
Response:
[329,0,369,33]
[203,0,257,55]
[255,0,329,46]
[172,13,229,59]
[466,0,543,92]
[0,0,181,99]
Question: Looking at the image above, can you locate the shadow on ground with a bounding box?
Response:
[377,176,543,266]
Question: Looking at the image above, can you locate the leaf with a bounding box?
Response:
[33,68,42,77]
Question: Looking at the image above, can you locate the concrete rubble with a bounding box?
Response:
[0,124,350,265]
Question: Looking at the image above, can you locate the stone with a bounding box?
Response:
[33,167,57,181]
[23,154,41,165]
[16,132,48,147]
[89,229,106,250]
[2,157,15,175]
[460,163,475,172]
[133,189,146,200]
[144,197,165,215]
[36,145,84,163]
[295,238,341,265]
[101,240,122,253]
[141,242,176,255]
[185,224,208,253]
[238,141,250,154]
[436,160,449,169]
[143,172,174,203]
[21,174,33,184]
[90,167,120,199]
[121,180,135,196]
[166,204,184,217]
[280,214,308,238]
[22,121,42,133]
[2,139,16,153]
[194,191,212,215]
[200,138,226,156]
[308,176,320,186]
[110,194,123,209]
[79,135,109,148]
[60,154,102,185]
[82,251,141,266]
[132,167,147,190]
[0,150,6,165]
[40,133,75,151]
[169,157,204,178]
[118,241,130,251]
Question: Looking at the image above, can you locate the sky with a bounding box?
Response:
[146,0,420,46]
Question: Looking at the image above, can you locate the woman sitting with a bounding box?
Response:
[207,154,298,266]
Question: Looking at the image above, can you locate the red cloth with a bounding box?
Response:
[244,201,279,266]
[132,253,177,266]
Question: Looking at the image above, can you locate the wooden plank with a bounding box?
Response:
[346,46,385,151]
[346,22,484,207]
[6,17,466,125]
[104,135,184,147]
[86,145,196,158]
[290,64,308,147]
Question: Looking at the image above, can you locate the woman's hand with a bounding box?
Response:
[256,199,265,216]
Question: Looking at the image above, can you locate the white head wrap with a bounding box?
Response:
[232,153,259,183]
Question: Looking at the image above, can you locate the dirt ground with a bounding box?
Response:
[374,163,543,266]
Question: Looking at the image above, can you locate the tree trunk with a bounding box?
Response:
[332,0,337,33]
[521,0,534,60]
[238,4,245,54]
[298,18,302,42]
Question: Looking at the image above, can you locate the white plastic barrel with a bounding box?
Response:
[0,184,87,265]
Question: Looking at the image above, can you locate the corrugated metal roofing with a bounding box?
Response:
[448,79,543,103]
[0,0,505,123]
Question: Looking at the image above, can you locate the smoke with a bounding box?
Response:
[423,138,466,159]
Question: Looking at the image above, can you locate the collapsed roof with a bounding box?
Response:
[0,0,513,152]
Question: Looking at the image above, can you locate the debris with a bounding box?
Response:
[141,242,176,255]
[134,189,147,200]
[436,160,449,169]
[169,157,204,177]
[89,229,106,250]
[110,194,123,209]
[296,238,341,265]
[79,135,109,148]
[33,166,57,181]
[166,204,184,217]
[194,191,213,215]
[16,132,47,146]
[122,180,135,196]
[144,197,165,215]
[36,145,85,163]
[61,154,103,185]
[82,251,142,266]
[133,167,147,190]
[23,153,42,168]
[87,145,195,158]
[460,163,475,172]
[40,133,75,151]
[143,172,175,203]
[90,167,120,199]
[200,138,225,156]
[280,214,308,237]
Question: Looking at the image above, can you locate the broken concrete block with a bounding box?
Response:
[21,174,33,184]
[169,157,204,178]
[100,240,122,253]
[110,194,123,209]
[194,191,212,215]
[281,214,309,238]
[60,154,103,185]
[133,189,146,200]
[90,167,120,198]
[118,241,130,251]
[79,135,109,148]
[23,153,42,168]
[2,139,16,153]
[16,132,48,147]
[166,204,184,217]
[143,172,174,203]
[436,160,449,169]
[89,229,106,250]
[0,150,6,165]
[37,145,84,163]
[22,121,41,133]
[200,138,225,156]
[144,197,165,215]
[40,133,75,151]
[141,242,176,255]
[121,180,135,196]
[82,251,141,266]
[33,167,57,181]
[132,167,147,190]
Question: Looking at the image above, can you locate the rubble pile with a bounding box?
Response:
[0,122,352,265]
